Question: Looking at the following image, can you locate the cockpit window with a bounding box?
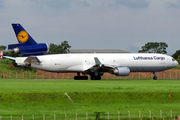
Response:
[172,58,175,61]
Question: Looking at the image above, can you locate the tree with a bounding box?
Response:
[0,45,6,51]
[176,55,180,64]
[172,50,180,59]
[138,42,168,54]
[47,41,71,54]
[0,45,7,55]
[60,41,71,53]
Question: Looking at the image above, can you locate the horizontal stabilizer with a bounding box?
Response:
[3,56,15,60]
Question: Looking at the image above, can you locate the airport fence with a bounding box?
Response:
[0,110,179,120]
[0,69,180,80]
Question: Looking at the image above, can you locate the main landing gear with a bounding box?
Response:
[74,72,88,80]
[91,76,101,80]
[153,72,158,80]
[74,72,102,80]
[89,71,103,80]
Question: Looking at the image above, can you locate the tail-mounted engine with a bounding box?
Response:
[8,43,49,56]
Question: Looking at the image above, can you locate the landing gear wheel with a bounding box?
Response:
[97,76,101,80]
[91,76,101,80]
[74,76,88,80]
[153,76,157,80]
[153,72,158,80]
[74,73,88,80]
[91,76,95,80]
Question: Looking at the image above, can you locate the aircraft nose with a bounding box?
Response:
[174,60,178,67]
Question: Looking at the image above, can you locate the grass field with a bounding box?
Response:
[0,79,180,120]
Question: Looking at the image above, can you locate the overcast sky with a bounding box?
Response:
[0,0,180,55]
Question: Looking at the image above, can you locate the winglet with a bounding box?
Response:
[94,57,102,67]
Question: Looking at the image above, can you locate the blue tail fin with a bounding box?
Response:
[12,24,37,45]
[8,24,49,56]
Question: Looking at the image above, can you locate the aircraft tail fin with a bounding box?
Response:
[8,23,49,56]
[11,24,37,45]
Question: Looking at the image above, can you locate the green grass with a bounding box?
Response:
[0,59,37,74]
[0,79,180,119]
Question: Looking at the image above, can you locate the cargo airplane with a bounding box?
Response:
[4,24,178,80]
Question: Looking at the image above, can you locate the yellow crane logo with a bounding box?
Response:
[17,30,29,43]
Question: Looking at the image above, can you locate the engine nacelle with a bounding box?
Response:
[113,67,130,76]
[8,43,49,56]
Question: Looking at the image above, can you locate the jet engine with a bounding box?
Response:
[113,67,130,76]
[8,43,49,56]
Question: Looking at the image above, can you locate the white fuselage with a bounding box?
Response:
[15,53,178,73]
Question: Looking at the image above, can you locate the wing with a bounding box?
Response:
[84,57,116,73]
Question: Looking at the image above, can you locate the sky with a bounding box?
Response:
[0,0,180,55]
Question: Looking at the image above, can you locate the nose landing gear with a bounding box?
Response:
[153,72,158,80]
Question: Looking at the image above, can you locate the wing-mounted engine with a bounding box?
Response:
[8,43,49,56]
[83,57,131,80]
[113,67,130,76]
